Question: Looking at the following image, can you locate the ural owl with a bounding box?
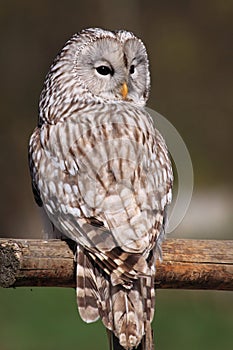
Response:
[29,28,173,350]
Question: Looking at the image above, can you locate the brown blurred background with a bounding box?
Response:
[0,0,232,239]
[0,1,233,349]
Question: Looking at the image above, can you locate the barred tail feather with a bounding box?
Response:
[108,325,154,350]
[110,277,155,350]
[76,245,100,323]
[108,331,134,350]
[107,281,155,350]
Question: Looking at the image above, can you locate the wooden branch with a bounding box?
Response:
[0,238,232,291]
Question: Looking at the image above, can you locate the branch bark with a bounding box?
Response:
[0,238,232,291]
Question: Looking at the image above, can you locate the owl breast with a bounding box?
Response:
[30,101,172,253]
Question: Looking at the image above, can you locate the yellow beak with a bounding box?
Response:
[121,82,128,99]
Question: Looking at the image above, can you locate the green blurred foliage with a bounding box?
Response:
[0,288,232,350]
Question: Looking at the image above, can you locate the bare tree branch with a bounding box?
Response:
[0,238,232,290]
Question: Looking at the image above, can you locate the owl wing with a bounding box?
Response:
[29,102,172,247]
[29,103,172,277]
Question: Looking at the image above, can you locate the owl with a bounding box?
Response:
[29,28,173,350]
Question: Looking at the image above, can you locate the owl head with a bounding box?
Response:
[73,28,150,104]
[39,28,150,123]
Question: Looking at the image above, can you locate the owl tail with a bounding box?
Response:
[107,323,154,350]
[107,278,155,350]
[76,245,155,350]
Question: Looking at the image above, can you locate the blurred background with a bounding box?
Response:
[0,0,232,349]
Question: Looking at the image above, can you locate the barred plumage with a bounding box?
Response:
[29,28,173,349]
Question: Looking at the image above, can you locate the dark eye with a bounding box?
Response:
[130,65,135,74]
[96,65,113,76]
